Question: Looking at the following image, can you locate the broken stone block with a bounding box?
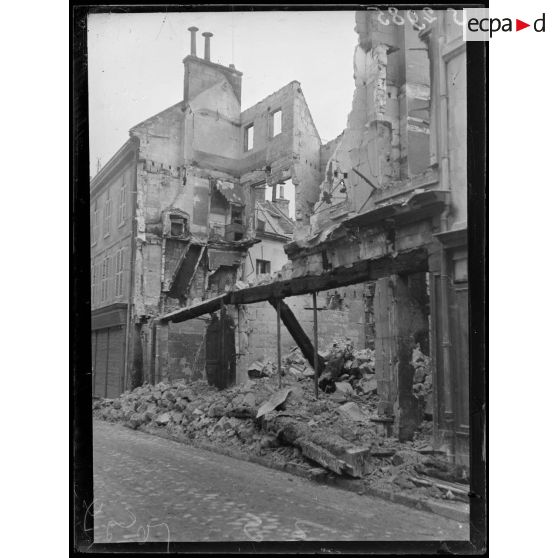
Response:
[337,402,369,422]
[302,367,315,378]
[334,381,354,395]
[242,392,256,407]
[299,439,348,476]
[248,360,269,379]
[330,390,347,403]
[393,473,416,490]
[170,411,183,423]
[361,378,377,395]
[256,388,292,419]
[208,404,226,418]
[155,413,171,425]
[358,362,375,375]
[260,434,280,449]
[127,413,143,429]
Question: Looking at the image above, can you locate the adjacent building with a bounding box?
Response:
[91,28,321,398]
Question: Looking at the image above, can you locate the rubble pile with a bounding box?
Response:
[314,338,377,397]
[94,345,466,502]
[411,346,433,419]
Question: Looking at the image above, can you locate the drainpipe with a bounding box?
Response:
[123,138,139,391]
[436,20,455,460]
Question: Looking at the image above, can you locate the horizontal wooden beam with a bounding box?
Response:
[160,248,428,323]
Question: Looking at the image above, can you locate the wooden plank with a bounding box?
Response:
[299,439,348,476]
[312,292,319,398]
[268,299,325,376]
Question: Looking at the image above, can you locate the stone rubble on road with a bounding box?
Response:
[93,343,467,502]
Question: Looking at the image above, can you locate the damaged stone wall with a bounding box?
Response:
[235,285,371,383]
[238,81,322,239]
[166,318,207,383]
[308,11,431,236]
[374,274,429,442]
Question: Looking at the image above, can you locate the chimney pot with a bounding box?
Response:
[202,31,213,61]
[187,26,199,56]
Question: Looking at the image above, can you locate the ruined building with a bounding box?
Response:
[91,27,327,396]
[91,11,469,465]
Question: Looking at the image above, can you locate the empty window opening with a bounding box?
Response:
[244,124,254,151]
[264,178,295,219]
[231,205,243,225]
[272,109,282,137]
[256,259,271,275]
[170,216,187,237]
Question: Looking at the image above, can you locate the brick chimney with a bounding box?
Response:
[202,32,213,61]
[187,26,199,56]
[182,29,243,104]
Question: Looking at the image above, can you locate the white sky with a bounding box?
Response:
[87,10,357,179]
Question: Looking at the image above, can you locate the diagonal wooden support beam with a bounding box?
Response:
[268,298,325,376]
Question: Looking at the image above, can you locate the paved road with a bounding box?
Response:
[92,420,468,543]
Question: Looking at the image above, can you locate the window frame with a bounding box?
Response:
[244,123,254,152]
[118,182,127,226]
[271,108,282,137]
[256,259,271,275]
[91,208,99,246]
[115,248,124,297]
[103,196,112,238]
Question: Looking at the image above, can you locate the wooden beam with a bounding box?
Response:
[268,299,325,375]
[160,249,428,324]
[312,292,319,398]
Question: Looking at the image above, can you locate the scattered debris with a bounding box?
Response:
[93,342,467,501]
[256,388,292,419]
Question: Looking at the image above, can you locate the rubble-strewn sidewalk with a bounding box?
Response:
[93,341,469,520]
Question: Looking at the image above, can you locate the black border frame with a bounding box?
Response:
[72,3,487,554]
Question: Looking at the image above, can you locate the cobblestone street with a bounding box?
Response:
[92,420,468,543]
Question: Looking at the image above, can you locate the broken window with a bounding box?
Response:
[256,259,271,275]
[272,109,282,137]
[118,182,127,225]
[169,215,188,237]
[244,124,254,151]
[103,196,112,237]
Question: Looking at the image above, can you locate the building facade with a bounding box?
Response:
[90,29,325,397]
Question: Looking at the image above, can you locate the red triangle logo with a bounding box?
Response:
[516,19,530,31]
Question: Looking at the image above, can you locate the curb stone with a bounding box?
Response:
[126,421,469,523]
